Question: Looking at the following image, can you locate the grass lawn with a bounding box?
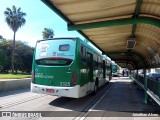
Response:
[0,74,31,79]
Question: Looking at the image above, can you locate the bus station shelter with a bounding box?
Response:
[41,0,160,104]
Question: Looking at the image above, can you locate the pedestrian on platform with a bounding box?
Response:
[122,70,125,77]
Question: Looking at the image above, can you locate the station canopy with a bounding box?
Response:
[42,0,160,70]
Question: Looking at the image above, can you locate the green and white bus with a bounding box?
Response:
[31,38,112,98]
[112,63,121,77]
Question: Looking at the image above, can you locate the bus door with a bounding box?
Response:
[87,52,93,92]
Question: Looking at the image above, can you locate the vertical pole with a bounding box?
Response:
[136,69,139,80]
[144,68,148,104]
[129,69,131,79]
[110,64,112,80]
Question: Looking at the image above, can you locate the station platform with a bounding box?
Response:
[84,77,160,119]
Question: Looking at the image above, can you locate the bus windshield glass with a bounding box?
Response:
[35,39,76,66]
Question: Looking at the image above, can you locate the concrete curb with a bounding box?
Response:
[0,78,31,92]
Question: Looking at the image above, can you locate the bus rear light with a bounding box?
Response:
[71,73,77,86]
[46,88,54,93]
[31,71,35,83]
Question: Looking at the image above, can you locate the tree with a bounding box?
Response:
[0,35,3,40]
[4,5,26,74]
[0,39,12,73]
[15,41,33,73]
[42,28,54,39]
[0,40,33,73]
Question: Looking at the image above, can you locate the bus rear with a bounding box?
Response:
[112,64,118,77]
[31,38,80,98]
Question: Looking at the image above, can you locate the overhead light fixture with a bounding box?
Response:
[121,53,125,55]
[126,38,136,49]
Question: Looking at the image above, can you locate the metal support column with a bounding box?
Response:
[129,70,132,79]
[143,68,148,104]
[136,69,139,80]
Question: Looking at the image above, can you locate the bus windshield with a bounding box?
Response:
[35,39,76,66]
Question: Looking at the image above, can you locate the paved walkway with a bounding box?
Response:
[85,77,160,119]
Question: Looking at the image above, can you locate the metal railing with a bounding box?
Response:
[132,73,160,97]
[131,72,160,105]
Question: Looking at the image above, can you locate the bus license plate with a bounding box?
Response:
[46,89,54,93]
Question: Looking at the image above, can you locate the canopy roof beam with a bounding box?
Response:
[68,17,160,31]
[131,0,142,38]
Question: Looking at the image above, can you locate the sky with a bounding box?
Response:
[0,0,84,47]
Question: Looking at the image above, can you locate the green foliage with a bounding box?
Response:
[0,74,31,79]
[4,5,26,32]
[15,41,33,73]
[42,28,54,39]
[0,40,12,73]
[0,35,3,40]
[0,40,33,73]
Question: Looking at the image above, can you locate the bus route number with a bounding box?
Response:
[60,82,70,87]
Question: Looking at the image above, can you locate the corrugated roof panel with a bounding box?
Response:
[52,0,136,23]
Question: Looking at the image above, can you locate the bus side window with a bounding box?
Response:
[98,55,101,68]
[94,53,98,67]
[81,45,86,63]
[100,56,103,67]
